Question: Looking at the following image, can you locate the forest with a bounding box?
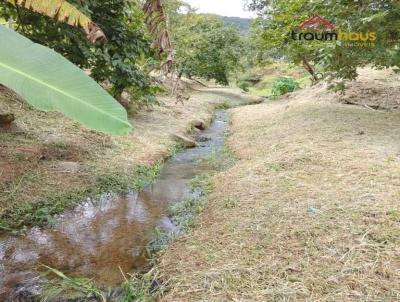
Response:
[0,0,399,301]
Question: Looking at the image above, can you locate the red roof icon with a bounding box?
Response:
[298,16,335,30]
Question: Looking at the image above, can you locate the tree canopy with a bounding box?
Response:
[248,0,400,85]
[168,4,244,85]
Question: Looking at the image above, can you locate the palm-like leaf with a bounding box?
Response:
[0,25,131,135]
[6,0,105,42]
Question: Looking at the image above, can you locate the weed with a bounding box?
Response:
[169,196,205,229]
[190,174,214,195]
[118,268,163,302]
[15,153,26,161]
[237,80,251,92]
[148,227,178,253]
[271,77,300,96]
[199,147,236,171]
[214,102,231,110]
[40,266,106,302]
[167,143,184,157]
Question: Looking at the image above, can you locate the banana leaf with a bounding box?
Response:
[0,26,131,135]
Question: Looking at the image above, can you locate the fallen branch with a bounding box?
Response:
[342,100,386,112]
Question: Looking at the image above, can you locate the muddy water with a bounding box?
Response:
[0,111,229,300]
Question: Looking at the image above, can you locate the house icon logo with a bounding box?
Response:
[298,15,335,31]
[290,15,377,47]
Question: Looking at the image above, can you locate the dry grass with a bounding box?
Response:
[0,84,260,223]
[158,69,400,301]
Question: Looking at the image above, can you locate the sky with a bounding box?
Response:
[184,0,255,18]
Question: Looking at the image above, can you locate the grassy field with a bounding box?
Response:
[158,69,400,301]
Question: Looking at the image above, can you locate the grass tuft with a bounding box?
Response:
[40,266,106,302]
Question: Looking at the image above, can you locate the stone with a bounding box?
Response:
[191,119,207,130]
[171,133,197,148]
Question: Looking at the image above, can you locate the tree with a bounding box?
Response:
[143,0,174,73]
[248,0,400,84]
[170,12,244,85]
[0,0,155,104]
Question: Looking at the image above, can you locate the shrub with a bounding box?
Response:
[237,80,251,92]
[271,77,299,96]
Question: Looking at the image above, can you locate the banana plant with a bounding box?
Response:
[5,0,105,42]
[0,25,131,135]
[143,0,173,73]
[0,0,172,135]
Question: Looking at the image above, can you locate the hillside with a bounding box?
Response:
[219,16,252,34]
[201,14,252,34]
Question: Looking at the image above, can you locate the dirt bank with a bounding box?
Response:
[0,85,261,230]
[158,69,400,301]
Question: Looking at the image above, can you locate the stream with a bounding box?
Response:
[0,110,230,300]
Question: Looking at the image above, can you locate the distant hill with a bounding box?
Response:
[201,14,253,34]
[219,16,253,34]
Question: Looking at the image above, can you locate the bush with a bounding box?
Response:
[237,80,251,92]
[271,77,299,96]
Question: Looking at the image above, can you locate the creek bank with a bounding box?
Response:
[156,69,400,301]
[0,86,262,231]
[0,89,262,300]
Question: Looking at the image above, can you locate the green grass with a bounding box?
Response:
[214,102,231,110]
[118,268,164,302]
[40,266,106,302]
[198,147,236,171]
[0,163,162,230]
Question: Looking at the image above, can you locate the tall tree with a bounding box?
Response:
[248,0,400,84]
[169,11,244,85]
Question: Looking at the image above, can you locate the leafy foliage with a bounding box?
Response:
[0,0,155,104]
[271,77,299,96]
[237,80,251,92]
[169,9,244,85]
[249,0,400,84]
[219,15,252,34]
[0,26,131,134]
